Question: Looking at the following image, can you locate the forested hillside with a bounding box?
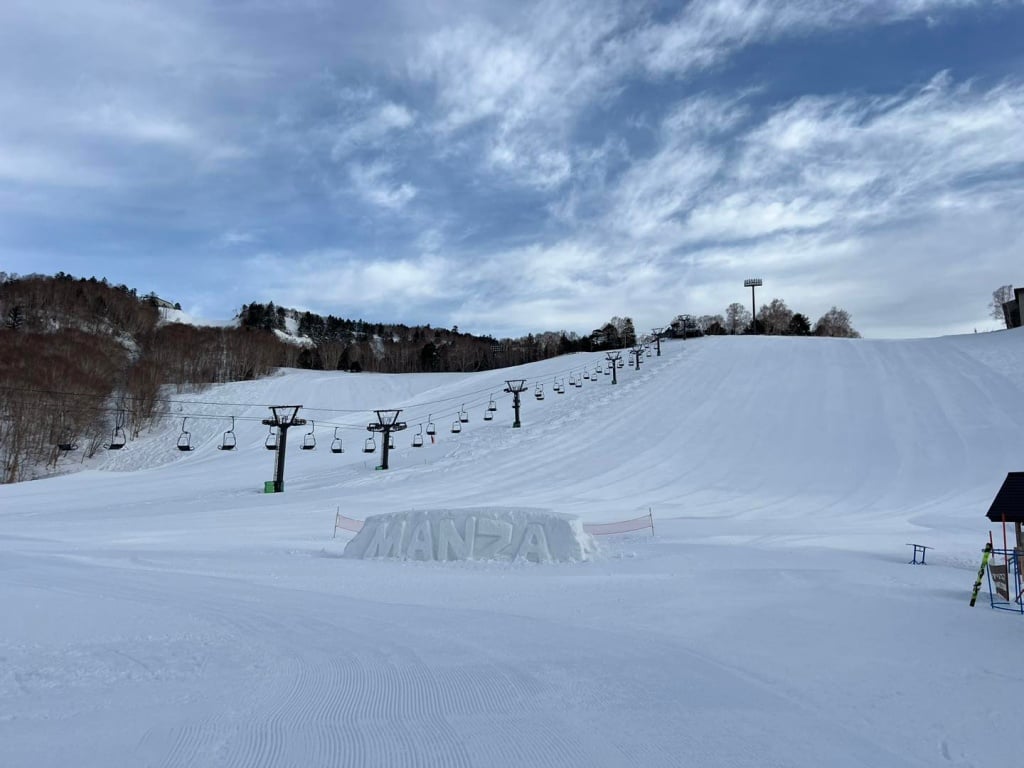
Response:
[0,273,621,482]
[0,274,284,481]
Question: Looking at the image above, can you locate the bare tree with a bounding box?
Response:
[610,316,637,347]
[813,306,860,338]
[725,303,750,335]
[757,298,794,335]
[990,285,1014,327]
[317,339,346,371]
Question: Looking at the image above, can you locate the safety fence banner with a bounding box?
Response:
[583,512,654,536]
[333,512,365,538]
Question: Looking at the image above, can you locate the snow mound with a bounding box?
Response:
[343,507,598,563]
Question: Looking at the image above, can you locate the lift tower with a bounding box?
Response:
[262,405,306,492]
[367,409,407,470]
[504,379,528,428]
[605,352,622,384]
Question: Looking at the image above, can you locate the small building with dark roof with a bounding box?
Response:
[144,292,177,310]
[1001,287,1024,329]
[986,472,1024,524]
[986,472,1024,549]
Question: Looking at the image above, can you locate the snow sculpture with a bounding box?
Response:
[342,507,597,563]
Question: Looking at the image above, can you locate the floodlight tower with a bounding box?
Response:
[367,409,407,470]
[605,352,621,384]
[744,278,763,334]
[504,379,528,427]
[651,328,663,356]
[262,405,306,492]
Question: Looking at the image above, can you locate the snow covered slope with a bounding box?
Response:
[2,330,1023,767]
[158,306,234,328]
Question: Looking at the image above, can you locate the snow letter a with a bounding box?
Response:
[362,519,406,558]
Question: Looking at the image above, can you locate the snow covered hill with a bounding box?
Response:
[158,306,235,328]
[3,329,1023,767]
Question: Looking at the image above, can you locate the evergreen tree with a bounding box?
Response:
[5,304,24,331]
[787,313,811,336]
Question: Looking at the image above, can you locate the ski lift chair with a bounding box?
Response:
[57,431,78,452]
[107,425,127,450]
[451,420,461,434]
[487,396,497,412]
[412,424,424,447]
[483,409,494,421]
[301,420,316,450]
[459,405,469,423]
[331,427,344,454]
[387,433,395,449]
[534,384,544,400]
[265,426,278,450]
[219,417,236,450]
[426,415,436,436]
[177,418,195,451]
[363,436,376,453]
[57,412,77,451]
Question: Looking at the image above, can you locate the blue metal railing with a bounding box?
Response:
[986,549,1024,614]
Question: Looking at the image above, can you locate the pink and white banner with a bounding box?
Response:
[334,513,365,535]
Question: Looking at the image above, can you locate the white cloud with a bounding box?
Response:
[610,144,725,240]
[70,102,249,169]
[2,0,1020,340]
[0,0,255,192]
[0,144,111,188]
[445,236,691,337]
[685,193,840,241]
[660,93,751,140]
[218,230,259,246]
[635,0,981,76]
[412,0,627,188]
[488,135,573,189]
[243,251,453,309]
[601,74,1024,253]
[330,94,416,160]
[732,73,1024,227]
[406,0,989,196]
[543,72,1024,335]
[347,161,418,210]
[74,105,198,147]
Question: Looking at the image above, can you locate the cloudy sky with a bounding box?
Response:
[2,0,1022,338]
